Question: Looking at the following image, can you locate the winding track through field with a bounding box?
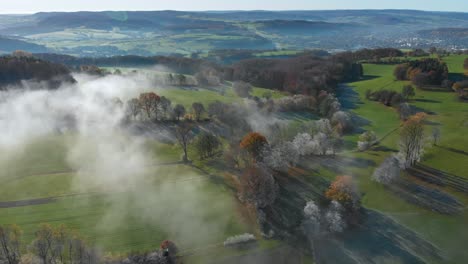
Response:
[0,161,209,208]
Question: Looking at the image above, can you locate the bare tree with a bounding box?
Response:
[194,132,221,159]
[239,165,278,209]
[176,74,187,86]
[207,101,224,118]
[0,225,22,264]
[175,122,194,162]
[192,102,205,121]
[233,81,253,98]
[402,85,415,100]
[31,224,54,264]
[331,111,353,134]
[432,126,441,146]
[262,142,298,172]
[126,98,140,120]
[398,102,412,120]
[357,131,377,151]
[160,96,172,120]
[139,92,161,119]
[372,155,401,184]
[173,104,186,121]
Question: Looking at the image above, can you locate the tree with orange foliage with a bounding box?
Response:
[239,132,268,160]
[160,240,178,257]
[398,112,427,168]
[325,175,360,210]
[139,92,161,119]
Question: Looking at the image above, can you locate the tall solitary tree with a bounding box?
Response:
[432,126,441,146]
[175,122,194,162]
[398,112,427,168]
[239,165,278,208]
[402,85,415,101]
[194,132,221,159]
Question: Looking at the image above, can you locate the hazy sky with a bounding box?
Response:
[0,0,466,14]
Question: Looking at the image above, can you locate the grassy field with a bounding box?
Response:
[102,67,286,109]
[332,54,468,263]
[0,67,291,260]
[0,135,256,255]
[1,55,467,263]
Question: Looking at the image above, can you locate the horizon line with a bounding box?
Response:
[0,8,467,15]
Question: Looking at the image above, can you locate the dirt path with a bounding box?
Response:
[0,163,210,209]
[0,197,56,208]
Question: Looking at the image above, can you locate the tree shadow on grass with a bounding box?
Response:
[371,145,398,153]
[306,156,376,175]
[265,169,330,236]
[274,111,319,121]
[354,75,380,82]
[413,98,441,103]
[270,167,445,264]
[410,105,437,116]
[336,84,364,110]
[436,145,468,156]
[314,209,444,264]
[189,161,238,193]
[448,72,465,82]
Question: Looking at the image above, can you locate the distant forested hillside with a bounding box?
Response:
[0,10,467,56]
[0,56,75,89]
[0,36,48,54]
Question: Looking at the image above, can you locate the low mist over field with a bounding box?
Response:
[0,1,468,264]
[0,72,240,254]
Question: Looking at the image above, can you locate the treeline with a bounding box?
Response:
[225,54,363,95]
[198,49,329,64]
[394,58,449,87]
[453,58,468,100]
[337,48,404,62]
[34,52,364,96]
[0,55,75,89]
[0,224,178,264]
[34,53,218,75]
[0,224,97,264]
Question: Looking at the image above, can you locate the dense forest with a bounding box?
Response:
[394,58,449,87]
[225,55,363,95]
[34,52,363,95]
[33,53,218,75]
[0,54,75,89]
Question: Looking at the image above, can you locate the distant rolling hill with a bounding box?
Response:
[252,20,360,36]
[0,10,466,56]
[0,36,48,54]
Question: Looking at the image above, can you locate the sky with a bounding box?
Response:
[0,0,466,14]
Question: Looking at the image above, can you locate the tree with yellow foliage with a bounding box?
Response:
[398,112,427,168]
